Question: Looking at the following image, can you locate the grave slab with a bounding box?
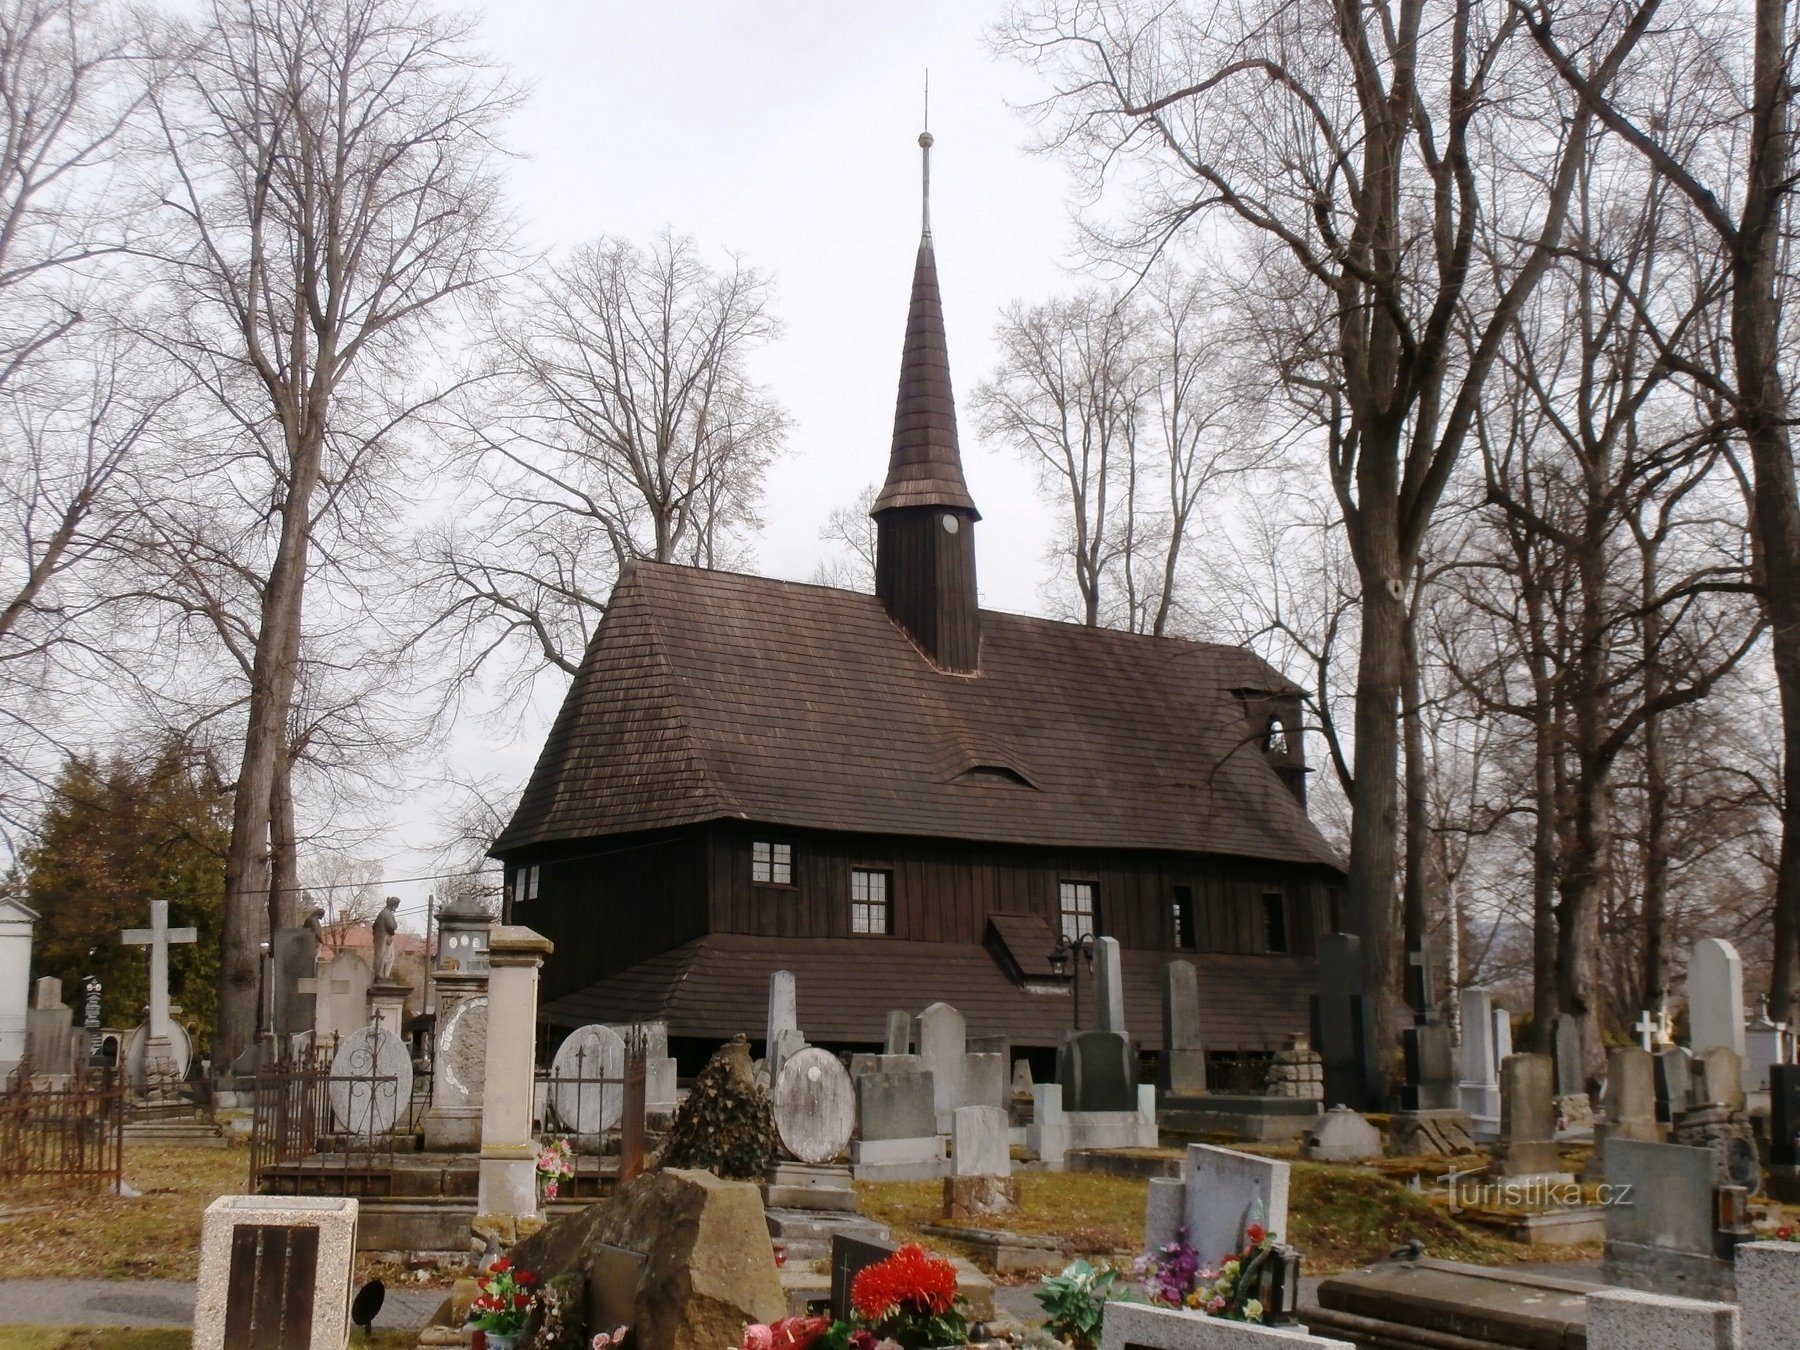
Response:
[1586,1289,1737,1350]
[1102,1301,1352,1350]
[1182,1143,1289,1268]
[1737,1240,1800,1350]
[193,1195,358,1350]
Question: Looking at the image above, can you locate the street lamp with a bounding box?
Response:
[1048,932,1096,1030]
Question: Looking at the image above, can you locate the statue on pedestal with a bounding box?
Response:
[372,897,400,980]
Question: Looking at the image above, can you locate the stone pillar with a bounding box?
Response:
[475,925,553,1246]
[0,898,34,1071]
[1159,959,1205,1097]
[366,979,408,1038]
[1092,936,1127,1036]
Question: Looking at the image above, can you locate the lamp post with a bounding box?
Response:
[1049,932,1096,1030]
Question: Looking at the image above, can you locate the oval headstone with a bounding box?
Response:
[124,1021,192,1090]
[433,995,488,1109]
[773,1045,854,1163]
[552,1024,624,1135]
[328,1026,413,1136]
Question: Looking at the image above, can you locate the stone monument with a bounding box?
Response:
[0,896,35,1073]
[1687,937,1746,1058]
[422,894,490,1150]
[1160,959,1206,1097]
[121,899,196,1089]
[475,924,554,1247]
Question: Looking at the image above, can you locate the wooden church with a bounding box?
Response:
[492,133,1345,1064]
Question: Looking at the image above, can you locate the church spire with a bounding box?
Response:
[873,122,981,673]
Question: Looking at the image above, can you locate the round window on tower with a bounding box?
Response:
[941,513,960,535]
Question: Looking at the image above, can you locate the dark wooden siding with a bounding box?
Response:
[704,823,1332,959]
[510,831,709,1004]
[874,505,980,671]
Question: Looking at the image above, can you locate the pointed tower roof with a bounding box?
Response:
[872,130,980,518]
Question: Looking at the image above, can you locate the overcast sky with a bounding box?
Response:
[384,1,1089,924]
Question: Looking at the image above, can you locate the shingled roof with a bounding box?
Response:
[493,561,1341,869]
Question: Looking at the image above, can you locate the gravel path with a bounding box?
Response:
[0,1278,444,1331]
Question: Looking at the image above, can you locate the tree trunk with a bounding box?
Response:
[1738,0,1800,1025]
[1640,557,1671,1015]
[1401,598,1431,1018]
[270,751,299,932]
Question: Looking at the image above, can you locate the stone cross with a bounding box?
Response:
[1405,942,1436,1018]
[121,900,196,1041]
[1634,1011,1659,1053]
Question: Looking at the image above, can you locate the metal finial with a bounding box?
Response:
[919,72,934,241]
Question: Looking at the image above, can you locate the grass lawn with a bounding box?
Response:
[0,1143,248,1280]
[859,1156,1594,1277]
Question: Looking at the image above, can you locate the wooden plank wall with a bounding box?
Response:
[704,824,1332,958]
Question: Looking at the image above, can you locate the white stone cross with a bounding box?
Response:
[1634,1011,1659,1053]
[121,900,197,1040]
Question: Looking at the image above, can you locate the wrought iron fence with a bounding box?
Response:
[248,1039,403,1194]
[1207,1051,1279,1095]
[536,1025,650,1183]
[0,1066,126,1191]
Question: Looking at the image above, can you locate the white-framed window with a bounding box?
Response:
[1059,880,1096,942]
[1172,885,1196,951]
[752,840,793,885]
[851,869,891,935]
[513,864,540,906]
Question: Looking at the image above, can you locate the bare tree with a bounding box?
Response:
[996,0,1640,1087]
[142,0,517,1065]
[426,232,787,690]
[1523,0,1800,1025]
[0,0,158,837]
[811,482,879,592]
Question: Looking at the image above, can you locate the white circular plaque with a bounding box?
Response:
[552,1024,625,1135]
[773,1046,854,1163]
[328,1026,413,1136]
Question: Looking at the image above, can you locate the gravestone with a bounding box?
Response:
[1092,935,1127,1035]
[1457,987,1501,1132]
[1174,1143,1290,1269]
[1552,1014,1594,1126]
[327,1026,412,1136]
[1688,938,1746,1058]
[1689,1045,1747,1112]
[120,899,196,1088]
[944,1104,1017,1218]
[312,949,372,1047]
[883,1009,911,1055]
[1744,998,1789,1097]
[0,896,33,1072]
[1588,1046,1661,1180]
[1028,1082,1068,1168]
[269,925,319,1039]
[1161,959,1206,1096]
[552,1023,626,1137]
[1100,1301,1351,1350]
[918,1001,968,1129]
[1057,1028,1137,1112]
[1399,1022,1457,1111]
[766,970,799,1077]
[607,1019,678,1111]
[25,975,73,1076]
[1494,1053,1563,1178]
[1312,932,1378,1110]
[1769,1064,1800,1199]
[830,1233,899,1322]
[476,925,553,1242]
[851,1067,944,1180]
[1603,1138,1734,1300]
[423,991,488,1146]
[1675,1045,1760,1191]
[1657,1047,1694,1125]
[773,1045,855,1164]
[193,1195,359,1350]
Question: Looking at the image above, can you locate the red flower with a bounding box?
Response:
[489,1258,511,1273]
[848,1332,877,1350]
[513,1293,530,1309]
[1782,1226,1795,1241]
[516,1270,539,1286]
[1246,1224,1267,1246]
[769,1315,831,1350]
[850,1244,959,1321]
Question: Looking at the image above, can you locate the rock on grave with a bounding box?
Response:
[552,1023,626,1136]
[509,1167,784,1350]
[773,1046,855,1164]
[327,1026,412,1136]
[1301,1106,1383,1162]
[193,1196,359,1350]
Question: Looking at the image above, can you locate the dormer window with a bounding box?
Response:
[1264,716,1288,755]
[955,765,1035,787]
[752,840,793,885]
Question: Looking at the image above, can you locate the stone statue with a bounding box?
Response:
[303,906,326,940]
[372,897,400,980]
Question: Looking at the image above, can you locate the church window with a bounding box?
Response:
[1059,881,1096,942]
[1262,891,1289,954]
[752,841,792,885]
[1264,716,1288,755]
[850,869,891,935]
[513,865,540,906]
[1172,886,1196,951]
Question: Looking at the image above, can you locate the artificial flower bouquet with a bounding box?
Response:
[469,1256,538,1338]
[1138,1223,1277,1323]
[536,1137,575,1201]
[735,1245,969,1350]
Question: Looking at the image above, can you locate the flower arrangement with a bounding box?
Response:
[1179,1224,1276,1323]
[469,1257,538,1338]
[735,1246,967,1350]
[1034,1259,1126,1350]
[848,1244,967,1348]
[536,1138,575,1201]
[1135,1228,1201,1308]
[590,1326,629,1349]
[1777,1224,1799,1241]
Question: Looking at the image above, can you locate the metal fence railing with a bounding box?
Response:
[0,1065,126,1192]
[248,1040,403,1194]
[535,1026,649,1184]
